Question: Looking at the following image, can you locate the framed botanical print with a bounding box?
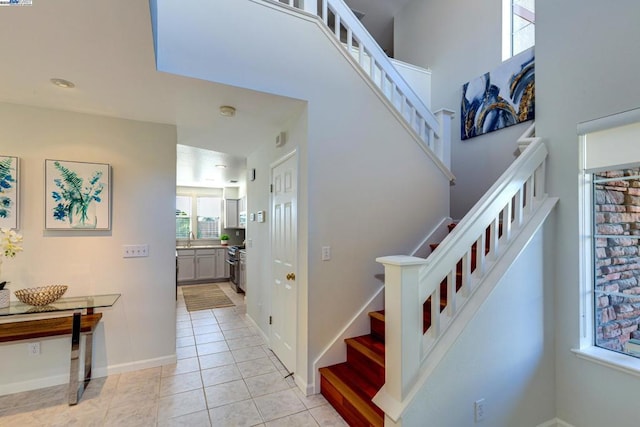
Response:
[45,159,111,230]
[0,155,19,229]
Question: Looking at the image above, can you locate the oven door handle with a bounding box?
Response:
[226,259,237,266]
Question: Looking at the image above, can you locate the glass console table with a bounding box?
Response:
[0,294,120,405]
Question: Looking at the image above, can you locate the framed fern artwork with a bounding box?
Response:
[45,159,111,230]
[0,156,19,230]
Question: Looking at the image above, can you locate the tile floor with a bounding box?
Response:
[0,282,348,426]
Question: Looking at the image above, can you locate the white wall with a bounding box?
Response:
[403,225,556,427]
[0,103,177,394]
[153,0,453,392]
[536,1,640,426]
[394,0,532,219]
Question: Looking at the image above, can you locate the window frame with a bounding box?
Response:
[176,187,223,244]
[574,109,640,376]
[502,0,535,61]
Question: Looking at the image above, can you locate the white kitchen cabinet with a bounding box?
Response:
[214,248,229,279]
[196,249,216,280]
[177,249,196,282]
[178,247,229,283]
[239,196,247,229]
[225,199,239,228]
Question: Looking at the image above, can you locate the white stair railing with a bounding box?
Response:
[375,125,553,423]
[271,0,446,168]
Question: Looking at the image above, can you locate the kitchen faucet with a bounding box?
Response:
[187,231,195,247]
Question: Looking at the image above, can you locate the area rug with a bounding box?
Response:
[182,284,235,311]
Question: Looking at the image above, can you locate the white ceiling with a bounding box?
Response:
[0,0,409,187]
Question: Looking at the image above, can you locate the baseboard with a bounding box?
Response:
[311,287,384,394]
[537,418,576,427]
[245,312,270,345]
[0,354,177,396]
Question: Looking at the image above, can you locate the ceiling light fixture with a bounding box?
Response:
[219,105,236,117]
[50,78,75,89]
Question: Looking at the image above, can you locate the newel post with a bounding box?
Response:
[434,109,455,170]
[301,0,317,14]
[376,255,427,406]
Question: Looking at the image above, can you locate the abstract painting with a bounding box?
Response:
[461,47,534,140]
[0,156,19,229]
[45,159,111,230]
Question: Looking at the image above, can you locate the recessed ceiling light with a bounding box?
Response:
[50,78,75,89]
[219,105,236,117]
[215,164,227,169]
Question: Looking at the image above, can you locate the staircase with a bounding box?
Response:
[318,222,493,426]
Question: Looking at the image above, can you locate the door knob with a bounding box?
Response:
[286,273,296,281]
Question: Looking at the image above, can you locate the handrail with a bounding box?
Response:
[376,125,550,421]
[273,0,445,165]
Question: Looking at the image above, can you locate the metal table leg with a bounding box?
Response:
[68,310,95,405]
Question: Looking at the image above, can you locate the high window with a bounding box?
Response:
[176,189,222,241]
[502,0,535,60]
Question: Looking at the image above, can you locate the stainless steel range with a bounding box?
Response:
[226,245,245,293]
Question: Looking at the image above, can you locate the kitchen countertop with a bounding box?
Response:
[176,245,229,249]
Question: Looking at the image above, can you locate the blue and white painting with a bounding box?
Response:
[45,159,111,230]
[461,47,535,140]
[0,156,19,229]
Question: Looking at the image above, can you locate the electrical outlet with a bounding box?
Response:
[474,398,486,422]
[322,246,331,261]
[123,244,149,258]
[28,342,40,356]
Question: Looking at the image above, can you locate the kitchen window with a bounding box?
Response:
[176,190,222,240]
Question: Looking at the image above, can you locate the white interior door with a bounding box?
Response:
[270,151,297,373]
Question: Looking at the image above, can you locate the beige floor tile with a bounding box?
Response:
[209,399,264,427]
[190,310,215,320]
[265,410,320,427]
[253,389,306,422]
[201,364,242,387]
[309,404,349,427]
[191,318,217,327]
[245,372,293,398]
[176,335,196,348]
[158,409,212,427]
[196,340,230,356]
[103,399,158,427]
[109,379,159,409]
[204,379,251,408]
[160,371,203,397]
[194,331,225,344]
[218,319,252,331]
[157,389,207,420]
[226,335,265,350]
[237,357,278,379]
[176,327,194,338]
[161,357,201,377]
[232,345,268,363]
[176,345,198,360]
[199,351,236,370]
[294,389,329,409]
[222,326,258,340]
[192,324,221,335]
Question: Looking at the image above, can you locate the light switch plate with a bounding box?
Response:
[123,244,149,258]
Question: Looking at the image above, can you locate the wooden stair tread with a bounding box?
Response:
[368,310,385,322]
[0,313,103,343]
[346,335,384,367]
[320,364,383,426]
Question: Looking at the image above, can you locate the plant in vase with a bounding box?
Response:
[0,228,22,308]
[51,161,104,228]
[220,234,230,246]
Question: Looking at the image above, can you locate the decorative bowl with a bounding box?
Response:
[14,285,68,306]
